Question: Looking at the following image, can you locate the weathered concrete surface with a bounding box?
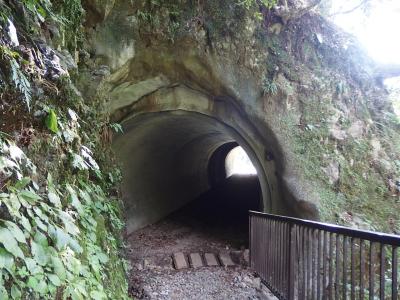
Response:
[94,2,322,231]
[83,1,400,233]
[173,253,188,270]
[204,253,219,267]
[189,253,203,268]
[219,253,235,267]
[88,1,322,231]
[113,106,279,233]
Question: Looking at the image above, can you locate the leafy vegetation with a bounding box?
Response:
[238,0,278,9]
[134,0,278,42]
[262,76,278,95]
[44,110,58,133]
[52,0,84,51]
[0,1,129,299]
[0,46,32,109]
[0,136,128,299]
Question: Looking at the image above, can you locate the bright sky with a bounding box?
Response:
[225,146,257,176]
[331,0,400,116]
[332,0,400,65]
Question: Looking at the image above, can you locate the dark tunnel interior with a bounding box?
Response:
[159,144,262,248]
[114,112,268,236]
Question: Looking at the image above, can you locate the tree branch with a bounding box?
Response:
[329,0,371,17]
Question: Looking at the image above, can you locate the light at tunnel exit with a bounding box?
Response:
[225,146,257,177]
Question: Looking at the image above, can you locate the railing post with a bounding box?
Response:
[249,213,252,269]
[288,223,296,300]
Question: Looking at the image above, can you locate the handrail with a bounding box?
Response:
[249,211,400,300]
[250,211,400,246]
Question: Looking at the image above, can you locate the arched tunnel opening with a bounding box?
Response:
[113,110,265,252]
[174,143,262,249]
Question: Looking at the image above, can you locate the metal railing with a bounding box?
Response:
[249,211,400,300]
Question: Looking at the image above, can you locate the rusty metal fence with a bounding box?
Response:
[249,211,400,300]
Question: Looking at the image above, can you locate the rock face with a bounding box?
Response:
[82,1,400,232]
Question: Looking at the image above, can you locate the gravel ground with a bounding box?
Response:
[129,266,276,300]
[127,206,277,300]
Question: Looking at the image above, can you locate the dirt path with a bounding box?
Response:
[128,177,273,300]
[127,215,276,300]
[126,176,277,300]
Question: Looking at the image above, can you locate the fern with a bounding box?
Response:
[0,42,32,110]
[10,59,32,110]
[22,0,63,24]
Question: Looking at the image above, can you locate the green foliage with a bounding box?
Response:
[52,0,84,50]
[0,0,83,111]
[279,96,400,232]
[262,76,278,95]
[238,0,278,9]
[0,46,32,109]
[137,9,154,23]
[0,0,129,298]
[136,0,182,42]
[0,132,128,299]
[1,0,83,50]
[134,0,278,43]
[109,123,123,134]
[9,59,32,109]
[237,0,277,24]
[45,109,59,133]
[0,0,63,33]
[202,0,249,38]
[22,0,51,22]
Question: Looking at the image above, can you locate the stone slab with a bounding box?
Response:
[172,252,188,270]
[219,252,235,267]
[204,253,219,266]
[189,253,203,268]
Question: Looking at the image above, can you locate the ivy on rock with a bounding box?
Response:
[0,135,128,299]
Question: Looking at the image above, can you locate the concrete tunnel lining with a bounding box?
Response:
[113,110,272,234]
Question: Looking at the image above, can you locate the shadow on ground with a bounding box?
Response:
[127,174,273,300]
[171,174,261,248]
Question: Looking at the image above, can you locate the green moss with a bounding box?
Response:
[278,97,400,233]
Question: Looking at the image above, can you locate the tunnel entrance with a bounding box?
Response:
[116,110,264,269]
[114,110,269,234]
[123,113,264,298]
[109,77,313,298]
[112,89,281,299]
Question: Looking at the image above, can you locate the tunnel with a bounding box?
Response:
[111,84,302,235]
[114,110,266,234]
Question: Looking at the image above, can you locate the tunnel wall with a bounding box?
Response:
[208,142,238,187]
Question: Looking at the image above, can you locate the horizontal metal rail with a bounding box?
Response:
[249,211,400,300]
